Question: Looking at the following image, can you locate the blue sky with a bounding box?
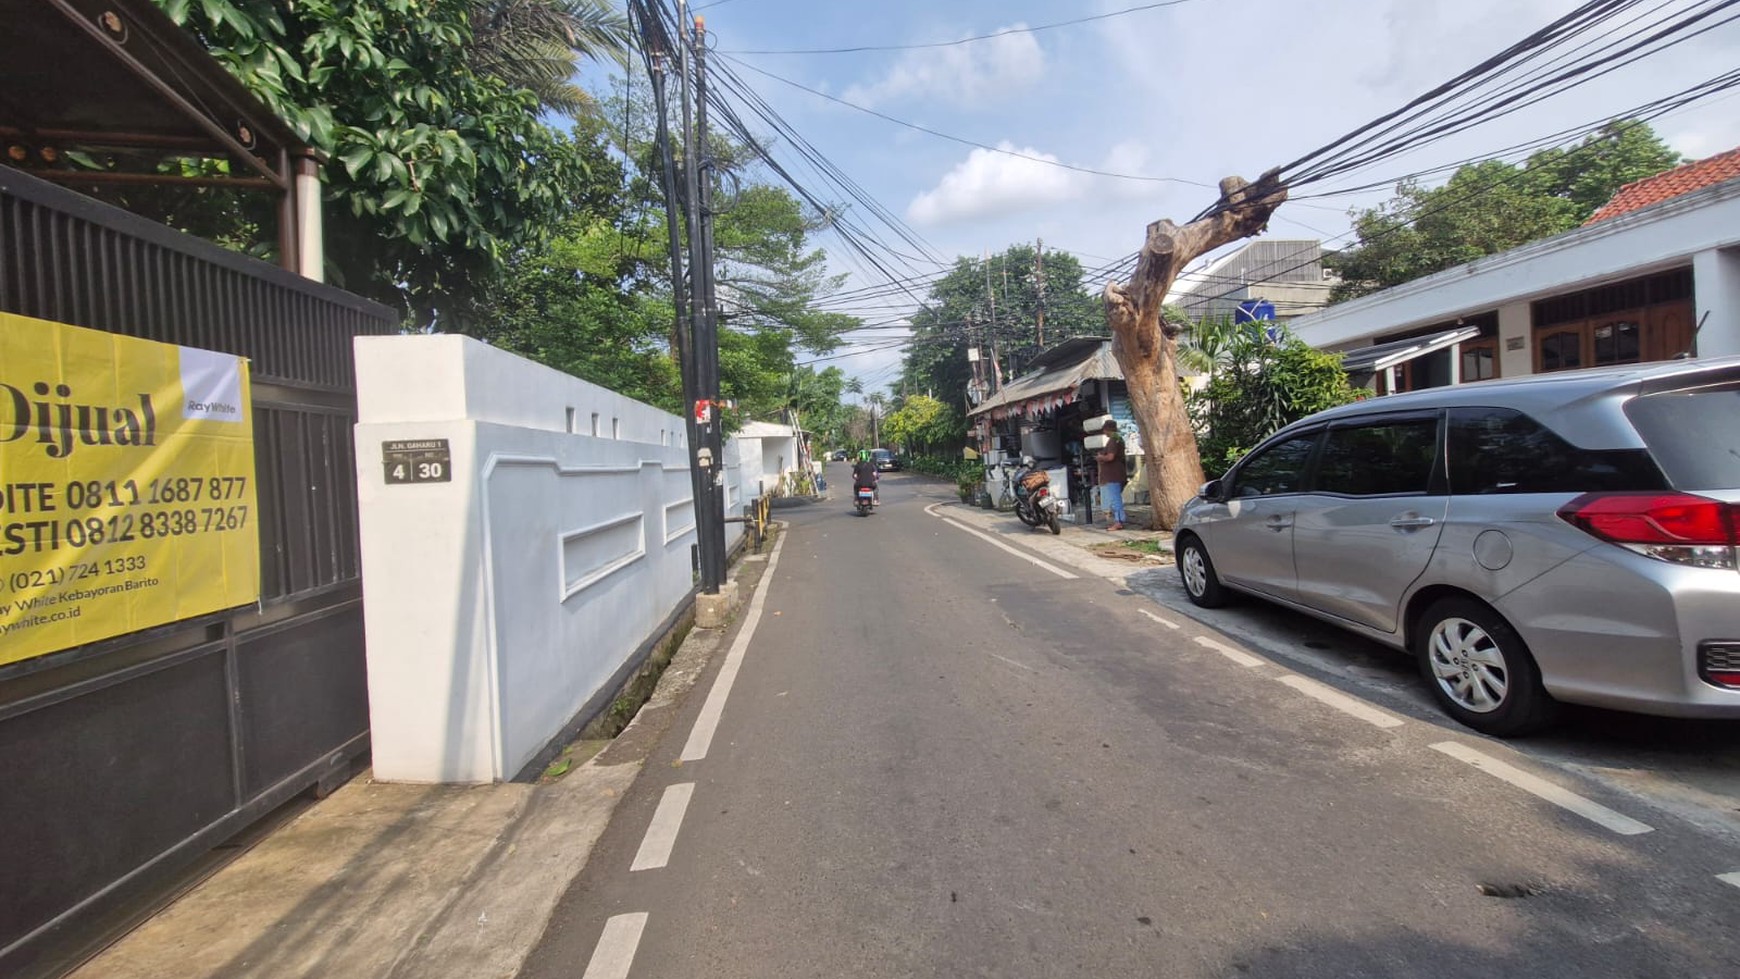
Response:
[641,0,1740,393]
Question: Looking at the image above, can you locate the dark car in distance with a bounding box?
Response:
[872,448,900,471]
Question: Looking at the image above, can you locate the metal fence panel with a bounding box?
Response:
[0,167,396,976]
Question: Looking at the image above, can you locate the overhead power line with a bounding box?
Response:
[722,0,1204,55]
[1274,0,1740,191]
[721,56,1216,188]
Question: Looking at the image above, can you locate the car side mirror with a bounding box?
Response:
[1199,479,1224,501]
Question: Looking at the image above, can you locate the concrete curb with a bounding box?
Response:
[924,500,1173,584]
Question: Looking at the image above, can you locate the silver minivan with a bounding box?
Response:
[1175,356,1740,736]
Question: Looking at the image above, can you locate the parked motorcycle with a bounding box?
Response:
[854,484,876,516]
[1012,459,1061,535]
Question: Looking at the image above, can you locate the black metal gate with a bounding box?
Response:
[0,167,397,977]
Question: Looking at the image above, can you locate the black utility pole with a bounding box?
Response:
[632,0,726,594]
[1035,238,1046,348]
[688,10,727,592]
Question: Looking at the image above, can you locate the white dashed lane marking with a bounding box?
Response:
[1718,872,1740,890]
[682,526,789,762]
[1140,608,1181,630]
[1430,741,1654,836]
[1193,635,1266,668]
[924,504,1078,580]
[630,782,695,872]
[581,913,649,979]
[1277,675,1405,728]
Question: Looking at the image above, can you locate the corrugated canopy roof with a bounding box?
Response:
[1340,325,1480,375]
[967,337,1121,419]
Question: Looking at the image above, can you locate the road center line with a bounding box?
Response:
[1192,635,1265,668]
[1140,608,1181,630]
[1278,675,1404,728]
[1429,741,1654,836]
[922,505,1077,579]
[630,782,695,872]
[581,912,649,979]
[681,525,789,762]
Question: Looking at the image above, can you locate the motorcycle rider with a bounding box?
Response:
[851,450,879,506]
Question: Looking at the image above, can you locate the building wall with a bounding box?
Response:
[1172,240,1335,321]
[760,437,796,494]
[1695,246,1740,358]
[1290,178,1740,370]
[354,335,743,783]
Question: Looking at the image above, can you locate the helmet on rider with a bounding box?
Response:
[858,450,871,462]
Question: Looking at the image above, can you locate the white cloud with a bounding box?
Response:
[906,143,1089,226]
[844,27,1045,107]
[904,139,1174,227]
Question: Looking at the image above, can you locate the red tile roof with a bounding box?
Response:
[1585,146,1740,224]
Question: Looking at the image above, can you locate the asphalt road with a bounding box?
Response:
[520,468,1740,979]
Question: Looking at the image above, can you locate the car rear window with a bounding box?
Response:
[1624,382,1740,490]
[1447,407,1665,495]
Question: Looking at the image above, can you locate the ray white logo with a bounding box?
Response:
[180,346,244,422]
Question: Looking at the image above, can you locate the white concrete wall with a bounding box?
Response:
[761,437,797,494]
[1291,178,1740,358]
[355,335,745,783]
[729,437,762,511]
[1694,246,1740,359]
[1496,302,1532,379]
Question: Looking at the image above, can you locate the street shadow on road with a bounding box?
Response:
[1119,568,1740,792]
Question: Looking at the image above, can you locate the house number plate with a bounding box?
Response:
[383,439,452,484]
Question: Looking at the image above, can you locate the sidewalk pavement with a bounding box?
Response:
[66,558,760,979]
[68,505,1176,979]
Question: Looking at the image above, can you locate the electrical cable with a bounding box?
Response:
[722,0,1205,55]
[722,55,1217,188]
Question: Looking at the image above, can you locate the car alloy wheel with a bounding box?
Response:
[1176,534,1226,608]
[1426,617,1507,713]
[1414,596,1555,737]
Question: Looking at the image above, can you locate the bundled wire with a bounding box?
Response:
[1276,0,1739,190]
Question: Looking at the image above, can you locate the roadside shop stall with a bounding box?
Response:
[966,337,1145,524]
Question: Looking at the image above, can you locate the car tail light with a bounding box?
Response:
[1698,642,1740,689]
[1557,492,1739,570]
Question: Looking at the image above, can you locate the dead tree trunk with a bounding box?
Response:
[1103,170,1288,530]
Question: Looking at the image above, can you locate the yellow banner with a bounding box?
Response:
[0,313,260,666]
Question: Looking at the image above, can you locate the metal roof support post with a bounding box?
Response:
[277,148,298,273]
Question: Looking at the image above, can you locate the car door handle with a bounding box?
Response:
[1265,516,1293,532]
[1389,515,1436,529]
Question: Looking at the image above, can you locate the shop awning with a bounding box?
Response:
[1339,325,1481,375]
[967,338,1122,421]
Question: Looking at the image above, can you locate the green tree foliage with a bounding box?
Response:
[713,185,859,354]
[466,113,684,406]
[901,245,1105,412]
[594,82,857,423]
[458,79,859,429]
[147,0,603,325]
[469,0,631,117]
[884,394,960,455]
[1186,320,1360,477]
[782,366,851,447]
[1328,122,1682,302]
